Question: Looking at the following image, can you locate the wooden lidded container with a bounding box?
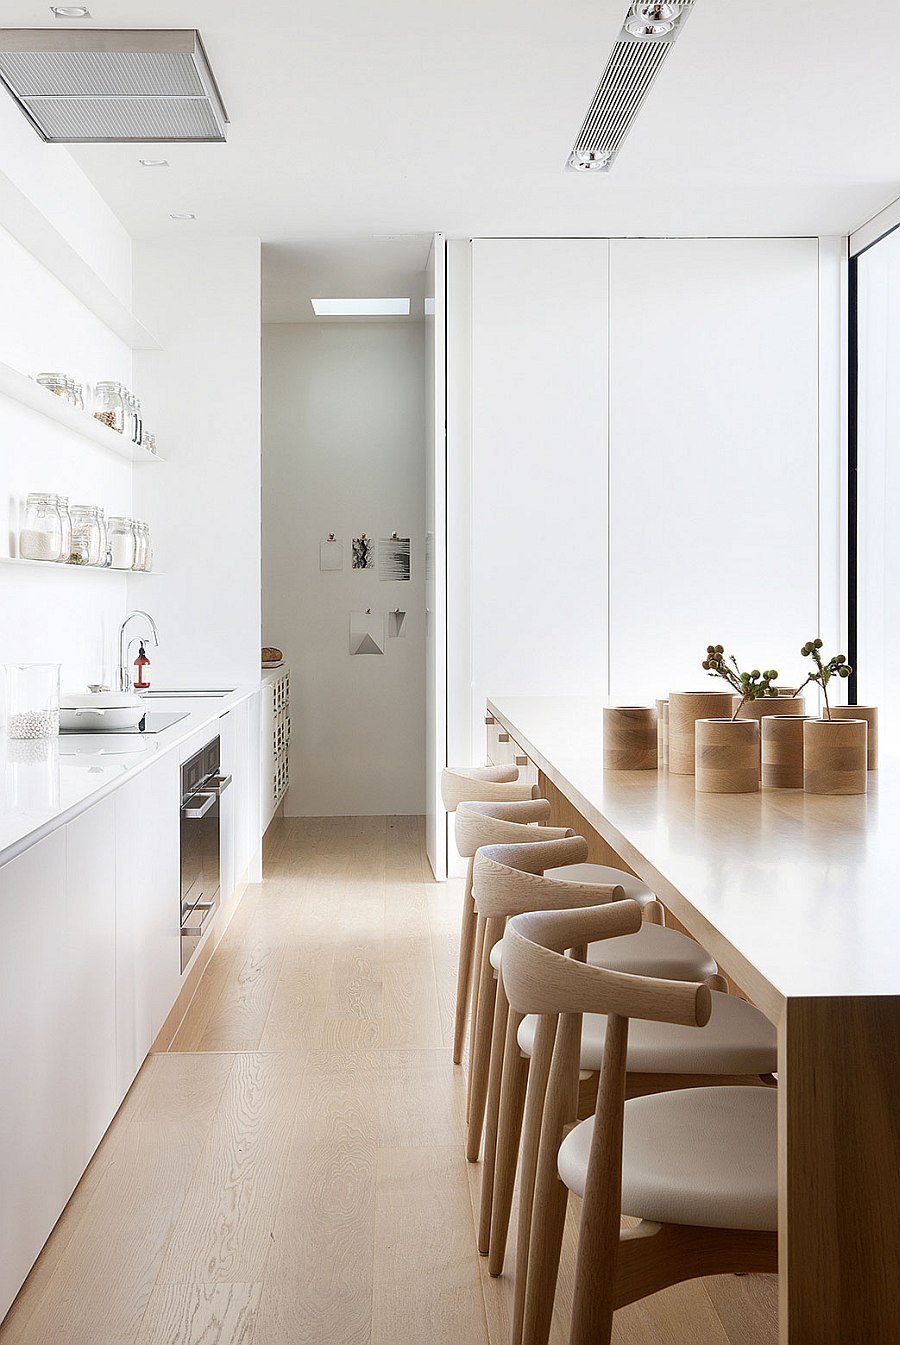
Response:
[695,718,760,794]
[803,718,867,795]
[656,698,669,769]
[830,705,879,769]
[761,715,812,789]
[603,706,658,770]
[668,691,734,775]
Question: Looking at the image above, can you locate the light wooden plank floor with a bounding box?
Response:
[0,816,776,1345]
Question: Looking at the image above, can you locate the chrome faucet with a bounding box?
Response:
[118,610,159,692]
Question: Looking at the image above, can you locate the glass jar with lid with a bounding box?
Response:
[133,397,143,447]
[94,381,124,433]
[69,504,102,566]
[72,382,85,412]
[93,506,109,566]
[143,431,157,456]
[20,493,62,562]
[55,495,72,563]
[108,516,135,570]
[36,372,68,399]
[132,521,153,572]
[122,389,136,443]
[5,663,60,740]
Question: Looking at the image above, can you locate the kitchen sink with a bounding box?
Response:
[140,689,235,698]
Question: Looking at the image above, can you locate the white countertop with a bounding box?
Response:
[0,686,259,869]
[489,695,900,1017]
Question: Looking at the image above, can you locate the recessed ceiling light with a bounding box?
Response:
[50,5,90,15]
[311,298,411,317]
[568,149,611,172]
[625,2,678,37]
[169,212,196,221]
[140,158,169,167]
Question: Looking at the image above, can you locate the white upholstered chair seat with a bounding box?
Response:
[491,920,717,983]
[558,1085,778,1232]
[543,862,656,907]
[518,989,776,1075]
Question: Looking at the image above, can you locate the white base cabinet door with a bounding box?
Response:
[115,754,181,1095]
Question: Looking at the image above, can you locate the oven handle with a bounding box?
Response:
[182,791,216,820]
[206,773,232,794]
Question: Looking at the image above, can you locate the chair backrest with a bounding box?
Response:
[455,804,572,860]
[501,905,711,1026]
[472,841,626,919]
[441,765,535,812]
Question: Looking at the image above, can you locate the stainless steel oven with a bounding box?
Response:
[180,736,231,971]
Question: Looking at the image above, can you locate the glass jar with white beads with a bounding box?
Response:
[4,663,60,739]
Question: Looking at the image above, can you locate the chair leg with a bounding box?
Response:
[478,972,511,1253]
[466,916,504,1162]
[452,857,477,1065]
[520,1011,582,1345]
[488,1010,529,1277]
[512,1014,558,1345]
[466,913,487,1119]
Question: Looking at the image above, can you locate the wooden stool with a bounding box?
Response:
[503,904,777,1345]
[441,766,539,1064]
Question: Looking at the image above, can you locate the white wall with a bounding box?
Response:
[131,237,262,688]
[262,321,426,816]
[0,94,134,693]
[447,236,839,758]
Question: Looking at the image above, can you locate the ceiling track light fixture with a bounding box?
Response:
[565,0,694,174]
[140,158,169,167]
[50,6,91,16]
[169,212,196,220]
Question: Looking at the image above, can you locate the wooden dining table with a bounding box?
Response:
[486,695,900,1345]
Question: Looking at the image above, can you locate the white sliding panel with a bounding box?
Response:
[425,233,447,878]
[466,238,610,761]
[608,238,820,703]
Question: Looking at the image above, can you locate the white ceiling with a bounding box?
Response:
[4,0,900,320]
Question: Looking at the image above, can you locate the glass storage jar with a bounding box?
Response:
[56,495,72,563]
[93,506,109,566]
[5,663,60,739]
[20,492,63,562]
[133,397,143,446]
[108,515,135,570]
[143,431,157,456]
[132,520,153,572]
[94,381,124,433]
[35,372,68,398]
[69,504,102,566]
[72,382,85,412]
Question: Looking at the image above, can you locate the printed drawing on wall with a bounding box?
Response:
[378,534,410,582]
[352,534,375,570]
[349,610,384,655]
[320,535,344,571]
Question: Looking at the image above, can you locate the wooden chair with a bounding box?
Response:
[502,903,777,1345]
[472,845,754,1291]
[455,813,579,1134]
[441,765,540,1064]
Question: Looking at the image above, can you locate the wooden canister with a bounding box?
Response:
[656,698,669,769]
[803,718,867,795]
[733,691,806,723]
[668,691,734,775]
[761,715,811,789]
[603,706,658,770]
[830,705,878,769]
[695,718,760,793]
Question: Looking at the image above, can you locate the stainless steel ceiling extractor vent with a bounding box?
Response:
[0,29,228,142]
[567,1,694,173]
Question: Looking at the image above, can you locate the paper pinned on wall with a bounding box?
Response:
[352,535,375,569]
[350,610,385,655]
[388,609,407,639]
[378,534,410,581]
[320,536,344,571]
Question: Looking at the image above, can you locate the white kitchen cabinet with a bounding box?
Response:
[0,831,70,1323]
[63,797,118,1182]
[114,753,180,1094]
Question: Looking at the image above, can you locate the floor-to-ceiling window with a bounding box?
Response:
[853,226,900,736]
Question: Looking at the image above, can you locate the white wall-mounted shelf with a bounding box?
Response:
[0,167,160,351]
[0,360,163,465]
[0,557,157,574]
